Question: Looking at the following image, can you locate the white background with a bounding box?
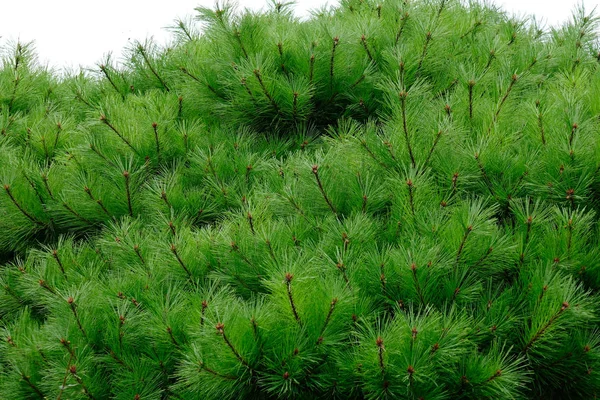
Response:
[0,0,598,70]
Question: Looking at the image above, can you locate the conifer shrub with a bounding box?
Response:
[1,0,600,398]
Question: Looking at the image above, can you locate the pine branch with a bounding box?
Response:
[423,130,443,168]
[39,279,57,295]
[253,69,280,114]
[21,374,45,399]
[456,225,473,263]
[123,170,134,217]
[523,302,570,354]
[67,296,87,338]
[569,123,578,148]
[99,115,139,155]
[311,165,337,215]
[133,244,145,265]
[233,28,250,60]
[216,323,251,368]
[137,44,170,92]
[376,336,385,375]
[201,300,208,327]
[84,186,114,220]
[179,67,222,98]
[152,122,161,159]
[52,249,68,280]
[62,202,94,225]
[399,91,416,167]
[359,139,389,168]
[199,361,238,380]
[230,241,261,278]
[490,73,518,129]
[474,153,496,198]
[3,184,44,225]
[535,100,546,145]
[317,298,338,344]
[57,350,75,400]
[284,273,301,324]
[308,53,316,86]
[246,212,255,234]
[330,37,340,92]
[395,12,410,45]
[167,326,180,348]
[69,365,97,400]
[361,35,374,62]
[416,31,433,76]
[22,174,45,208]
[468,80,475,123]
[170,244,192,279]
[41,173,54,199]
[411,263,425,306]
[99,64,125,100]
[407,179,415,216]
[89,143,118,167]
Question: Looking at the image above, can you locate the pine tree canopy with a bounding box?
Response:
[2,0,600,398]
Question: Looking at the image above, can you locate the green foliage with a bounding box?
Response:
[1,0,600,398]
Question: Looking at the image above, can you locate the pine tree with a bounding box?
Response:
[1,0,600,398]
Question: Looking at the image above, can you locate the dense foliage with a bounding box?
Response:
[1,0,600,398]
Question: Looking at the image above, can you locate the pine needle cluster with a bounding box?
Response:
[1,0,600,398]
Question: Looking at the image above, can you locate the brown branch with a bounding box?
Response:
[200,361,238,380]
[285,273,301,324]
[523,302,569,353]
[84,186,114,220]
[312,165,337,215]
[468,80,475,122]
[99,115,138,154]
[407,179,415,216]
[309,54,315,85]
[69,365,96,400]
[67,297,87,339]
[360,140,389,168]
[99,64,125,100]
[395,12,409,45]
[317,298,338,344]
[330,37,340,91]
[569,123,578,148]
[247,212,255,234]
[535,100,546,145]
[475,153,496,198]
[52,249,68,280]
[41,173,54,199]
[253,69,280,114]
[3,184,44,225]
[89,143,118,167]
[22,374,45,399]
[170,244,192,279]
[62,202,93,225]
[411,263,425,306]
[123,170,133,217]
[456,225,473,263]
[399,91,416,167]
[423,130,443,168]
[233,29,249,60]
[361,35,373,61]
[133,245,145,265]
[376,336,385,374]
[416,31,433,76]
[167,326,180,348]
[137,44,170,92]
[488,74,518,133]
[216,323,250,368]
[152,122,161,159]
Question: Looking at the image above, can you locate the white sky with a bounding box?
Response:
[0,0,598,71]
